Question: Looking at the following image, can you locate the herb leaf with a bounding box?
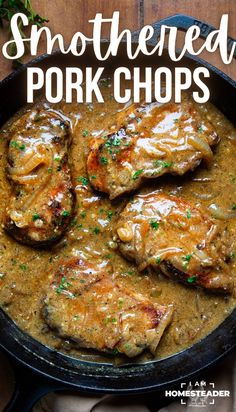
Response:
[132,169,143,180]
[0,0,48,68]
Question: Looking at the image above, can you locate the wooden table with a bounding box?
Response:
[0,0,235,81]
[0,0,235,410]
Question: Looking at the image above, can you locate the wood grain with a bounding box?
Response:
[0,0,235,80]
[144,0,236,80]
[0,0,141,80]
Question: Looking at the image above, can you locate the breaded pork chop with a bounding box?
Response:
[43,258,173,357]
[115,193,233,293]
[5,109,75,247]
[87,97,219,199]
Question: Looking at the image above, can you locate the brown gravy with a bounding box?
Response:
[0,81,236,363]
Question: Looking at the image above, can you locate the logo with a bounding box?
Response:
[165,381,230,407]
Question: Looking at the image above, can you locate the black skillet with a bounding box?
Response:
[0,14,236,412]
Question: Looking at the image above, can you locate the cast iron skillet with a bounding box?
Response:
[0,14,236,412]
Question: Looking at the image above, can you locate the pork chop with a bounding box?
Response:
[115,193,233,293]
[87,97,219,199]
[5,109,75,247]
[43,258,173,357]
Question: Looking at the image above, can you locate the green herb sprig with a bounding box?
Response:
[0,0,48,67]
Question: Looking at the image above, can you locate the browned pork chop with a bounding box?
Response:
[87,97,219,199]
[115,193,233,293]
[43,258,173,357]
[5,109,75,247]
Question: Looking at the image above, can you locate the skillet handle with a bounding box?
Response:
[131,13,236,59]
[3,359,67,412]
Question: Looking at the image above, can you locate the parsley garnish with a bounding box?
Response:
[187,275,197,283]
[82,129,89,137]
[10,141,25,150]
[150,220,159,230]
[56,276,71,294]
[61,210,70,217]
[186,210,191,219]
[153,160,173,168]
[19,264,27,271]
[107,211,113,220]
[182,254,192,269]
[77,176,89,185]
[132,169,143,180]
[100,156,108,165]
[198,125,203,133]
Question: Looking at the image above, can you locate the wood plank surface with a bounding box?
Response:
[0,0,141,80]
[144,0,236,80]
[0,0,235,80]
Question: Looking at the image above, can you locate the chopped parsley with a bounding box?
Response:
[77,176,89,185]
[118,298,124,308]
[187,275,197,284]
[32,213,40,221]
[56,276,71,294]
[107,211,113,220]
[93,227,100,234]
[104,316,117,325]
[80,211,86,218]
[82,129,89,137]
[61,210,70,217]
[132,169,143,180]
[104,316,110,325]
[153,160,173,168]
[47,167,52,173]
[182,254,192,269]
[105,254,112,259]
[198,125,203,133]
[19,264,27,271]
[90,175,97,179]
[186,209,191,219]
[156,256,161,264]
[100,156,108,165]
[232,203,236,210]
[54,156,61,162]
[10,141,25,150]
[105,136,121,147]
[150,220,159,230]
